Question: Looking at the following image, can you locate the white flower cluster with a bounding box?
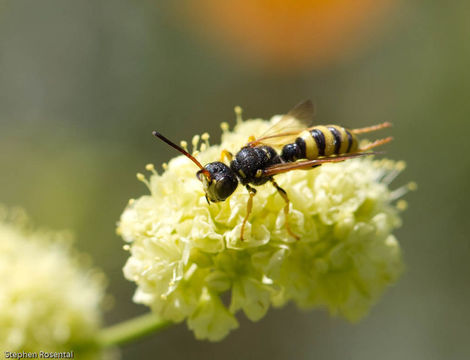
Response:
[119,116,409,341]
[0,208,107,359]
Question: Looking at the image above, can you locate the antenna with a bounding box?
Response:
[152,131,211,180]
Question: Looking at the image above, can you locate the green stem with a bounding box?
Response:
[98,312,172,348]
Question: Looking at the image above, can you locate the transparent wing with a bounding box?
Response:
[248,100,315,147]
[263,152,377,177]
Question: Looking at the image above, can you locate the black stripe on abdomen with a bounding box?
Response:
[310,129,325,156]
[327,126,342,154]
[295,137,307,158]
[345,129,353,153]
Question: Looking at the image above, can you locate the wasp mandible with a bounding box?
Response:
[153,100,392,240]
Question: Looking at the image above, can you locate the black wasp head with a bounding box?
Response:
[197,161,238,203]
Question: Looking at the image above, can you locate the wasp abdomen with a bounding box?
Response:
[281,125,358,162]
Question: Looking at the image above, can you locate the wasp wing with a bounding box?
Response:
[263,152,378,177]
[248,100,315,147]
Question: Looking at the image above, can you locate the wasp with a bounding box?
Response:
[153,100,392,240]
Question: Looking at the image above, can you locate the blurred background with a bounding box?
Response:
[0,0,469,359]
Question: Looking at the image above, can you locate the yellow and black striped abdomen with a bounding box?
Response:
[280,125,358,162]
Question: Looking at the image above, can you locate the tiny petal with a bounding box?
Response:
[187,288,239,341]
[229,277,271,321]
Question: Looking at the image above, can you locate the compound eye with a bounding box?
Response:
[215,177,237,200]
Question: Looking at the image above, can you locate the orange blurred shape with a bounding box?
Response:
[181,0,396,72]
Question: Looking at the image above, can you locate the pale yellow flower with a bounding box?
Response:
[0,207,108,359]
[119,114,410,341]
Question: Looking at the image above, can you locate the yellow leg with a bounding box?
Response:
[220,149,233,162]
[359,136,393,151]
[352,122,392,134]
[271,179,299,240]
[240,185,256,241]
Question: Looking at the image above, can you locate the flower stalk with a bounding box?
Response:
[98,313,171,348]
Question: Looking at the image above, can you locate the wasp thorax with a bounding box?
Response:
[197,162,238,202]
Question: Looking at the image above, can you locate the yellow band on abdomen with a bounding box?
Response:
[300,130,318,159]
[314,126,335,156]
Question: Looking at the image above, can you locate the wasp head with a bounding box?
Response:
[197,162,238,203]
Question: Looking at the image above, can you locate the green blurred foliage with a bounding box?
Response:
[0,0,468,359]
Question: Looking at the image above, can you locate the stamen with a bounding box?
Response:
[201,132,210,147]
[396,200,408,211]
[136,173,151,190]
[142,265,153,276]
[145,163,157,174]
[390,181,416,201]
[234,105,243,124]
[220,122,229,132]
[184,263,198,280]
[191,135,200,154]
[382,161,406,185]
[180,140,188,152]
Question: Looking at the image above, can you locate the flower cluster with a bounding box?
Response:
[0,207,107,359]
[119,115,409,341]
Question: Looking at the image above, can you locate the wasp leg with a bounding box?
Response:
[240,185,257,241]
[351,122,392,134]
[270,179,299,240]
[359,136,393,151]
[220,149,233,162]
